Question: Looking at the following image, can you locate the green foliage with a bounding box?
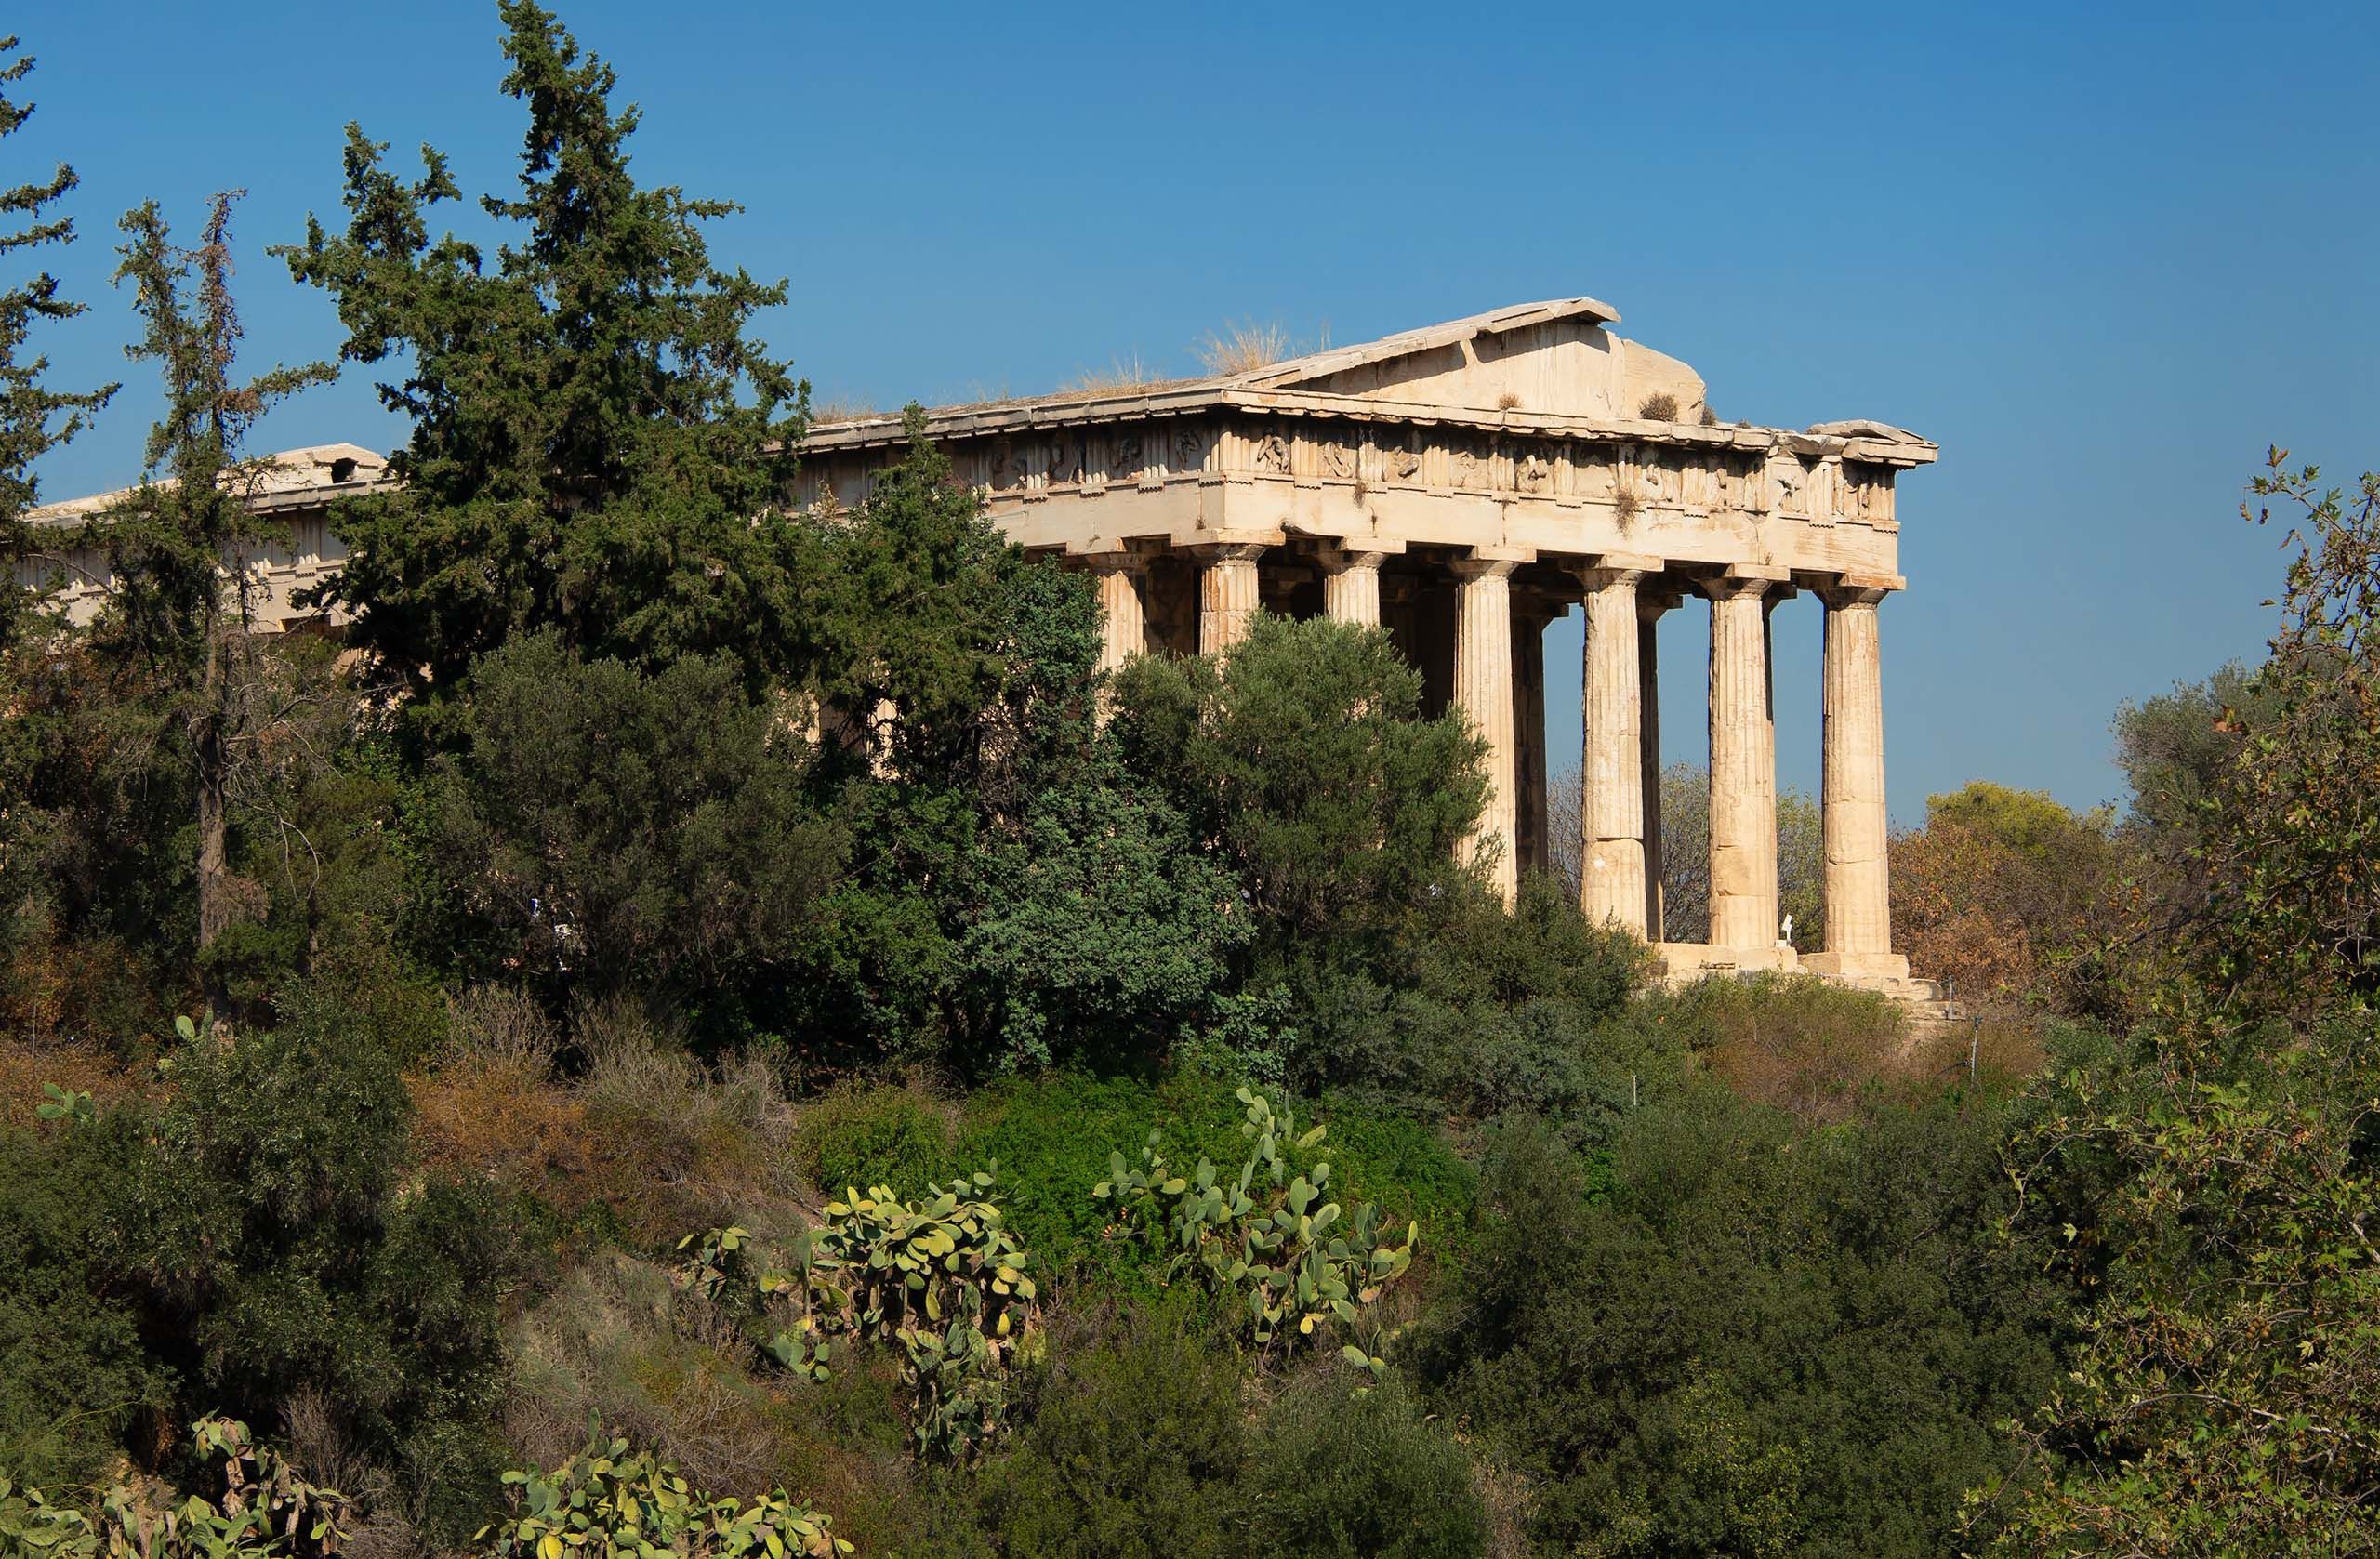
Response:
[480,1430,848,1559]
[966,1308,1248,1559]
[0,32,116,650]
[1242,1376,1487,1559]
[110,1010,520,1531]
[1982,1020,2380,1555]
[0,1115,161,1489]
[1095,1088,1416,1361]
[681,1171,1042,1462]
[1420,1089,2070,1559]
[278,3,808,697]
[2193,451,2380,1010]
[791,1087,956,1209]
[1112,613,1487,940]
[0,1416,350,1559]
[795,441,1242,1074]
[426,632,844,1015]
[1268,871,1650,1110]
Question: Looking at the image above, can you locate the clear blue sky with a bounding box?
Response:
[14,1,2376,822]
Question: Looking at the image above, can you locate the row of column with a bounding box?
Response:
[1085,544,1897,967]
[1574,566,1897,968]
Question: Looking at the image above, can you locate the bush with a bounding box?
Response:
[968,1306,1247,1559]
[107,1010,522,1538]
[1243,1375,1487,1559]
[1418,1089,2070,1559]
[0,1114,162,1488]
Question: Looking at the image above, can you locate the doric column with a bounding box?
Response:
[1638,587,1679,940]
[1514,598,1555,879]
[1702,576,1778,950]
[1084,552,1146,675]
[1320,547,1386,627]
[1452,554,1523,904]
[1191,542,1267,655]
[1576,564,1650,936]
[1806,584,1909,979]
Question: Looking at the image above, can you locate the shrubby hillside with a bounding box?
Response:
[5,10,2378,1558]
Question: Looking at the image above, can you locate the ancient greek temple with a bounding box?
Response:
[797,298,1935,994]
[20,297,1935,994]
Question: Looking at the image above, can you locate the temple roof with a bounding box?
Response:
[29,443,393,524]
[803,299,1937,469]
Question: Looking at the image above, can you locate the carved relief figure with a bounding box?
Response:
[1320,437,1357,479]
[1171,425,1208,474]
[1252,430,1291,476]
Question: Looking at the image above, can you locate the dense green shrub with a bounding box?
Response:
[967,1308,1248,1559]
[0,1115,162,1488]
[1419,1088,2070,1559]
[1243,1376,1487,1559]
[427,632,845,1024]
[107,1011,522,1536]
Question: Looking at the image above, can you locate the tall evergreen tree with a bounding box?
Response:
[278,1,810,699]
[0,33,116,648]
[78,193,333,985]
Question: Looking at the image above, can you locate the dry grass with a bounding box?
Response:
[507,1253,920,1544]
[0,1033,150,1130]
[410,997,806,1247]
[1195,319,1292,376]
[1614,489,1642,528]
[1494,391,1522,411]
[807,398,886,425]
[1065,353,1160,394]
[446,984,558,1074]
[1637,391,1680,421]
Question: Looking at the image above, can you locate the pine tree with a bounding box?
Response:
[0,33,117,649]
[278,1,810,700]
[78,193,332,984]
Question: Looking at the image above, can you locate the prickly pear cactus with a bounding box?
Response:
[677,1168,1041,1461]
[477,1431,849,1558]
[1094,1087,1416,1362]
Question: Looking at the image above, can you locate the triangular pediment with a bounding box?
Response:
[1219,297,1709,423]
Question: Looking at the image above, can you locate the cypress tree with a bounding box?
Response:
[278,1,811,701]
[0,33,116,650]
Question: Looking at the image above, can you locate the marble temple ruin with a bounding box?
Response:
[20,297,1937,994]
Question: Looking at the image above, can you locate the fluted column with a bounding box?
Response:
[1702,576,1778,950]
[1192,542,1266,655]
[1320,547,1386,627]
[1638,588,1677,940]
[1806,585,1908,978]
[1514,600,1554,879]
[1452,555,1522,904]
[1577,566,1649,935]
[1085,552,1146,675]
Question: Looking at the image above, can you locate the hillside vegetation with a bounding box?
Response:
[6,10,2379,1559]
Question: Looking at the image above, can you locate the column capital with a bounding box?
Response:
[1818,573,1901,610]
[1315,543,1391,574]
[1570,564,1650,592]
[1449,553,1525,582]
[1695,575,1774,603]
[1638,583,1685,621]
[1183,539,1271,565]
[1079,549,1146,577]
